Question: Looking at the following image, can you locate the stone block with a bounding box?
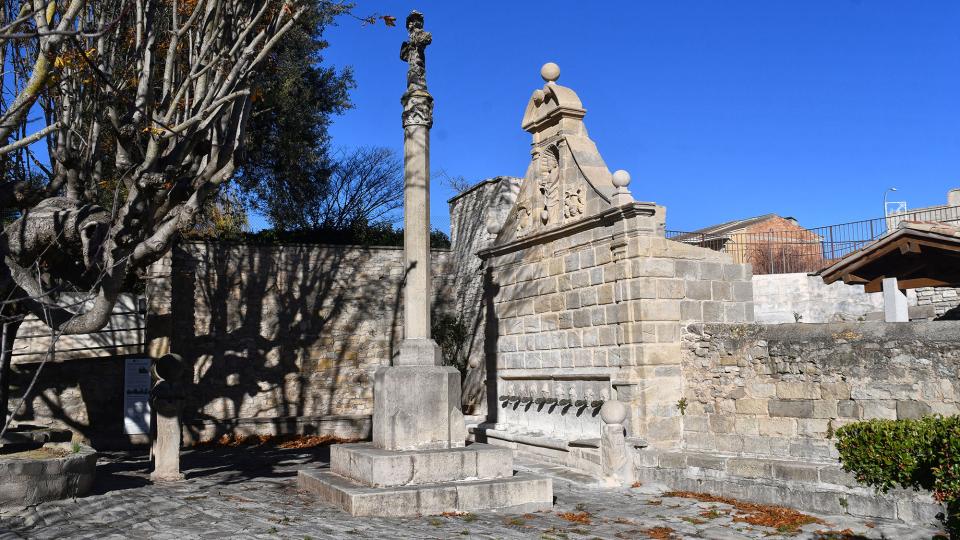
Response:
[741,436,771,455]
[735,398,768,415]
[711,281,731,301]
[845,493,897,519]
[372,365,466,451]
[674,260,699,280]
[732,280,753,302]
[297,469,553,517]
[797,419,830,437]
[686,454,726,470]
[702,302,723,322]
[812,400,838,419]
[746,383,776,398]
[758,417,795,437]
[657,279,685,299]
[628,278,657,300]
[820,382,851,400]
[818,466,859,487]
[685,280,712,301]
[770,462,818,483]
[734,416,759,435]
[699,262,724,280]
[896,400,932,420]
[680,300,701,321]
[708,414,736,433]
[723,302,746,323]
[837,400,862,419]
[862,400,897,420]
[768,400,814,418]
[776,382,821,400]
[639,300,681,321]
[715,434,745,453]
[727,458,769,478]
[331,443,513,487]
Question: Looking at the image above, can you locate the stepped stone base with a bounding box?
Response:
[331,442,513,487]
[634,449,942,524]
[298,469,552,517]
[298,442,553,516]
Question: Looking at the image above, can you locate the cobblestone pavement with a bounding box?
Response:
[0,444,946,539]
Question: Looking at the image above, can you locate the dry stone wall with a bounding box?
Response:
[681,321,960,461]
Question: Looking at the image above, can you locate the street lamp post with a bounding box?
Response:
[883,187,898,216]
[884,187,898,232]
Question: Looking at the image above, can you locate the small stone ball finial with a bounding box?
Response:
[612,170,631,189]
[600,400,628,425]
[540,62,560,83]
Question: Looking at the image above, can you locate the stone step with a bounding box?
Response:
[298,469,553,517]
[330,442,514,487]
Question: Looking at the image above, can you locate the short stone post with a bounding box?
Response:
[150,353,186,482]
[882,277,909,322]
[599,400,634,486]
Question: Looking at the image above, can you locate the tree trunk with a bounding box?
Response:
[0,320,22,433]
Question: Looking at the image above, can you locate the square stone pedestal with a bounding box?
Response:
[297,442,553,517]
[373,365,466,451]
[298,364,552,516]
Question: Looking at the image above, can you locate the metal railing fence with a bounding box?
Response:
[667,205,960,275]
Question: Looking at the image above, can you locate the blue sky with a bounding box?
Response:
[254,1,960,234]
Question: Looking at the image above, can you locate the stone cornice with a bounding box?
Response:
[478,201,659,259]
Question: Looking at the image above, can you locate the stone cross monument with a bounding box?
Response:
[370,10,465,451]
[395,10,440,367]
[297,13,552,515]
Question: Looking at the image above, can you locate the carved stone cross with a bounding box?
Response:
[400,11,431,95]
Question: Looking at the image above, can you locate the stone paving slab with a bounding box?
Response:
[0,444,947,539]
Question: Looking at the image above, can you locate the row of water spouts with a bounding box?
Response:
[498,383,607,409]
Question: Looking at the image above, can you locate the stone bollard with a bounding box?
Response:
[599,400,635,487]
[150,353,186,482]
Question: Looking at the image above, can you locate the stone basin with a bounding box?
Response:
[0,427,97,508]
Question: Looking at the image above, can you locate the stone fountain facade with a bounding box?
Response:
[470,63,754,474]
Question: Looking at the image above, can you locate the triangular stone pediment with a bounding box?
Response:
[490,64,634,246]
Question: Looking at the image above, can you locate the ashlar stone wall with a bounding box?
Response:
[484,210,753,449]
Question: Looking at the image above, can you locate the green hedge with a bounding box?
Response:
[835,416,960,536]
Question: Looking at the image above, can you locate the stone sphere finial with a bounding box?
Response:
[612,169,631,189]
[540,62,560,83]
[600,400,628,425]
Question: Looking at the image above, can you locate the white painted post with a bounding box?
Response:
[882,277,909,322]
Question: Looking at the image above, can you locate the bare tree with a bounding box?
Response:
[0,0,331,429]
[436,168,471,194]
[309,146,403,229]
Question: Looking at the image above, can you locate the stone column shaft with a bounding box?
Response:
[395,88,441,367]
[403,120,431,340]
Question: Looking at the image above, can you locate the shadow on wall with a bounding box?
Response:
[172,242,411,444]
[11,242,463,449]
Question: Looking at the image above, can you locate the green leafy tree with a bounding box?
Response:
[235,5,354,230]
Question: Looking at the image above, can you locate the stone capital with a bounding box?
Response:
[401,90,434,128]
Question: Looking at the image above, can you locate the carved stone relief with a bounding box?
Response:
[563,186,584,219]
